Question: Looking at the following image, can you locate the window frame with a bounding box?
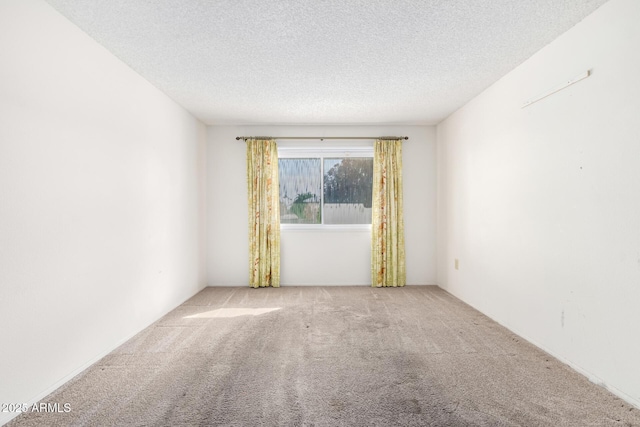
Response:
[277,146,374,231]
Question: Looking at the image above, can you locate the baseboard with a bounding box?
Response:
[0,284,206,427]
[1,349,114,426]
[0,412,16,426]
[437,285,640,410]
[509,328,640,410]
[205,284,438,287]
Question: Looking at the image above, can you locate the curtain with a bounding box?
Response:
[246,139,280,288]
[371,139,405,287]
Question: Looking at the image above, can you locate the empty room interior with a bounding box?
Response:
[1,0,639,425]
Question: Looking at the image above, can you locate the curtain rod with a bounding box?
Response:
[235,136,408,141]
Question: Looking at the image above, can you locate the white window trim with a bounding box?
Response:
[278,147,374,230]
[277,146,374,158]
[281,224,372,232]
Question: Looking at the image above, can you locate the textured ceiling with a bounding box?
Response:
[44,0,608,125]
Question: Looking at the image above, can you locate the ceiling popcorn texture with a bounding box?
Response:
[44,0,609,125]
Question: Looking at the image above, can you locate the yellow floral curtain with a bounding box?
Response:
[246,139,280,288]
[371,139,405,287]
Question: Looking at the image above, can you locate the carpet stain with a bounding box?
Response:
[329,398,345,412]
[398,398,422,414]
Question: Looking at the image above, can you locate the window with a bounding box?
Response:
[278,148,373,226]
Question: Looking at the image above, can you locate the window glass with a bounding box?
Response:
[323,158,373,224]
[278,158,321,224]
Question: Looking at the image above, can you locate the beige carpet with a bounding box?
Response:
[8,286,640,426]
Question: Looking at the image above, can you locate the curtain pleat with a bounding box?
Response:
[246,139,280,288]
[371,139,405,287]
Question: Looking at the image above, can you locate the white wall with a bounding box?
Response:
[437,0,640,408]
[0,1,207,424]
[208,125,436,286]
